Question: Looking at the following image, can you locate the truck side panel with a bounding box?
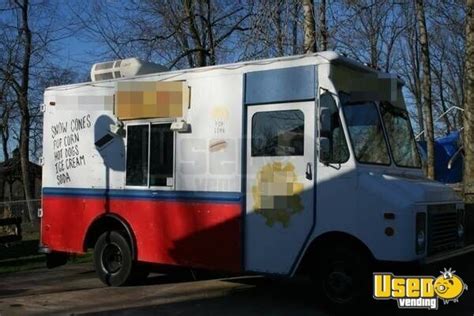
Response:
[41,58,323,274]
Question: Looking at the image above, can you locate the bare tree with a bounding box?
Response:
[428,1,467,136]
[331,1,404,71]
[292,0,301,55]
[398,2,424,135]
[274,1,285,56]
[75,0,251,69]
[10,0,35,221]
[0,0,75,220]
[319,0,328,51]
[302,0,316,53]
[239,0,303,59]
[0,80,16,161]
[432,55,453,134]
[464,0,474,203]
[415,0,435,179]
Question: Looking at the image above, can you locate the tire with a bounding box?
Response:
[312,244,371,308]
[93,231,148,286]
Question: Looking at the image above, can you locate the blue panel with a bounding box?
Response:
[245,66,316,105]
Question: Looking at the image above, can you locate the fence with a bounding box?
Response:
[0,199,41,221]
[0,217,22,244]
[0,199,41,240]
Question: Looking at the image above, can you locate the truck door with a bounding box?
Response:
[245,101,315,274]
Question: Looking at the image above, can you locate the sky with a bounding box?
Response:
[49,31,105,79]
[45,1,126,79]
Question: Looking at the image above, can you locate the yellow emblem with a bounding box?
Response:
[433,268,468,304]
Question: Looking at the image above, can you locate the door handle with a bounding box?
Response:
[305,162,313,180]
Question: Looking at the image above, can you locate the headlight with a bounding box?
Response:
[416,213,426,254]
[458,224,465,239]
[417,230,426,249]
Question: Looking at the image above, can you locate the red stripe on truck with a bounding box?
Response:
[41,196,242,272]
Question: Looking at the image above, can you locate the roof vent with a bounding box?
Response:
[90,58,168,82]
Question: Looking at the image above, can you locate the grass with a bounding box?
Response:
[0,227,92,275]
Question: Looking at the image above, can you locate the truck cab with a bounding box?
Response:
[298,54,473,304]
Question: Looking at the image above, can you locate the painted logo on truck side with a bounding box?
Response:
[252,162,303,228]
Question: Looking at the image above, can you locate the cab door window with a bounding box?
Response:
[251,110,304,157]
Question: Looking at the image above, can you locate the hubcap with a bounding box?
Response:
[324,261,355,303]
[102,243,123,274]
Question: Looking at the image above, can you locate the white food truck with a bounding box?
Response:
[40,52,474,305]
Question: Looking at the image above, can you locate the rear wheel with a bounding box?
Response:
[94,231,148,286]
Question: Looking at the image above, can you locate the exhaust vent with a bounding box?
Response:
[90,58,168,82]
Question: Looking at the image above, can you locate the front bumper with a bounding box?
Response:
[422,244,474,264]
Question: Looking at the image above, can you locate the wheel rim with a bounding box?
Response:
[323,260,355,304]
[102,243,123,274]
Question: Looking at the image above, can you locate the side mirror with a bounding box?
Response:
[320,106,332,134]
[319,137,331,164]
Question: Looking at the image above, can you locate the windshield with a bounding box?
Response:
[380,102,421,168]
[342,100,391,165]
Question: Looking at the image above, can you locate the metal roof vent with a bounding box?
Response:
[90,58,168,82]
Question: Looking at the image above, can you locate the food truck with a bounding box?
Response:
[39,52,474,305]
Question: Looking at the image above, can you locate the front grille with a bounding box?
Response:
[427,204,458,255]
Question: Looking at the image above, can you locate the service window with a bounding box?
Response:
[150,124,174,186]
[251,110,304,157]
[126,125,149,186]
[126,123,174,187]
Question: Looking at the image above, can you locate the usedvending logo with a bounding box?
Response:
[373,268,468,310]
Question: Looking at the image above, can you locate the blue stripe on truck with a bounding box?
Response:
[43,187,242,204]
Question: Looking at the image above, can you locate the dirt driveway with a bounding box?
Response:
[0,261,473,316]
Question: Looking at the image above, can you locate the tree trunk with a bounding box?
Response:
[302,0,316,53]
[275,2,284,56]
[0,96,10,161]
[369,33,378,69]
[410,12,425,137]
[184,0,207,67]
[0,80,11,160]
[415,0,435,179]
[464,0,474,203]
[319,0,328,51]
[292,1,299,55]
[415,74,425,138]
[204,0,216,65]
[1,115,9,160]
[17,0,35,221]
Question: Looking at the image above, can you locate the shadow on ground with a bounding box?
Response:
[79,252,474,316]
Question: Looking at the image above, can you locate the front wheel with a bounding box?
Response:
[312,245,371,307]
[94,231,148,286]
